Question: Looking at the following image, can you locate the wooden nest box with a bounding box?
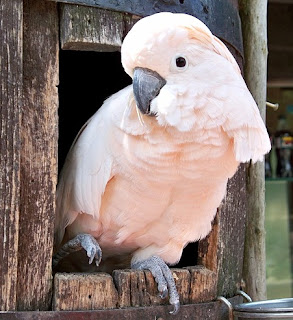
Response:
[0,0,250,318]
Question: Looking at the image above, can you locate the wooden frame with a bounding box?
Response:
[0,0,59,311]
[0,0,249,315]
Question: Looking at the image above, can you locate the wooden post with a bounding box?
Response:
[239,0,268,301]
[16,0,59,310]
[0,0,22,311]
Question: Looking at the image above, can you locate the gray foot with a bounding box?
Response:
[132,255,180,315]
[53,233,102,269]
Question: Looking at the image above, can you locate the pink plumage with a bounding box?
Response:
[54,12,271,311]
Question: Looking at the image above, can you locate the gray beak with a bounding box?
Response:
[133,67,166,116]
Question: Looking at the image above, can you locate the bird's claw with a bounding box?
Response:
[77,233,102,266]
[159,287,168,299]
[170,301,180,315]
[131,255,180,315]
[52,233,102,269]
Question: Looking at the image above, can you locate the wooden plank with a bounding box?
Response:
[112,270,164,308]
[0,296,243,319]
[0,0,22,311]
[60,4,124,51]
[113,268,214,308]
[188,266,217,303]
[54,267,216,311]
[16,0,59,310]
[0,301,221,320]
[239,0,268,301]
[198,212,220,273]
[172,269,191,305]
[53,273,118,311]
[51,0,244,56]
[216,165,247,297]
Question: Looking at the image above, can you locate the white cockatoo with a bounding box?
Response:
[54,12,271,314]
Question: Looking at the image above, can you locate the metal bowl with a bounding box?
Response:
[233,298,293,319]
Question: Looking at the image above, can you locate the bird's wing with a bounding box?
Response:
[221,84,271,163]
[55,106,114,245]
[208,36,271,163]
[55,88,135,246]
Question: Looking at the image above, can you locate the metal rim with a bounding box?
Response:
[233,311,293,318]
[234,298,293,313]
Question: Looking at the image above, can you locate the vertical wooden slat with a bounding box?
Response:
[0,0,22,311]
[216,165,247,297]
[239,0,268,301]
[16,0,59,310]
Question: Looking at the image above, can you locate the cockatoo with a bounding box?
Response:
[54,12,271,314]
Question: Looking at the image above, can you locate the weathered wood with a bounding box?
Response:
[112,269,131,308]
[53,273,118,311]
[16,0,59,310]
[172,269,191,305]
[53,267,217,311]
[0,0,22,311]
[0,296,243,320]
[60,4,124,51]
[52,0,244,57]
[216,165,247,297]
[113,269,165,308]
[198,213,220,273]
[239,0,268,301]
[188,266,217,303]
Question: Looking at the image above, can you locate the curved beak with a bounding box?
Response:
[133,67,166,116]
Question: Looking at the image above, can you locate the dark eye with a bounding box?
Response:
[176,57,186,68]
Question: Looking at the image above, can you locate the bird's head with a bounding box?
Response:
[121,12,240,132]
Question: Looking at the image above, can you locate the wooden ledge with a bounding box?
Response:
[0,296,242,320]
[53,266,217,311]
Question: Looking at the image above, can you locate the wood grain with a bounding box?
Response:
[188,266,217,303]
[53,273,118,311]
[216,165,247,297]
[0,0,22,311]
[53,267,217,311]
[239,0,268,301]
[60,4,124,51]
[16,0,59,310]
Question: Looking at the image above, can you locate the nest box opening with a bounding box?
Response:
[58,49,199,269]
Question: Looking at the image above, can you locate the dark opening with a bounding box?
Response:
[58,50,198,268]
[58,50,132,170]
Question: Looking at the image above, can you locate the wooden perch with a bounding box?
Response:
[53,267,217,311]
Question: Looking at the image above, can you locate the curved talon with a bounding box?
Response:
[53,233,102,269]
[159,288,168,299]
[170,301,180,315]
[131,255,180,314]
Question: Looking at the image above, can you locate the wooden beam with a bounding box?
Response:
[16,0,59,310]
[60,4,124,51]
[0,0,22,311]
[1,296,243,320]
[239,0,268,301]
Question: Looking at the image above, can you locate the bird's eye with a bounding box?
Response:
[176,57,186,68]
[170,54,188,72]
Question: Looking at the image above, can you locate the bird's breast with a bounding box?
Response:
[95,126,239,255]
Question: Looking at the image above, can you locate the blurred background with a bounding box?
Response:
[265,0,293,299]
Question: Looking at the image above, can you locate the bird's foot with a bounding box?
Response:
[53,233,102,269]
[131,255,180,315]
